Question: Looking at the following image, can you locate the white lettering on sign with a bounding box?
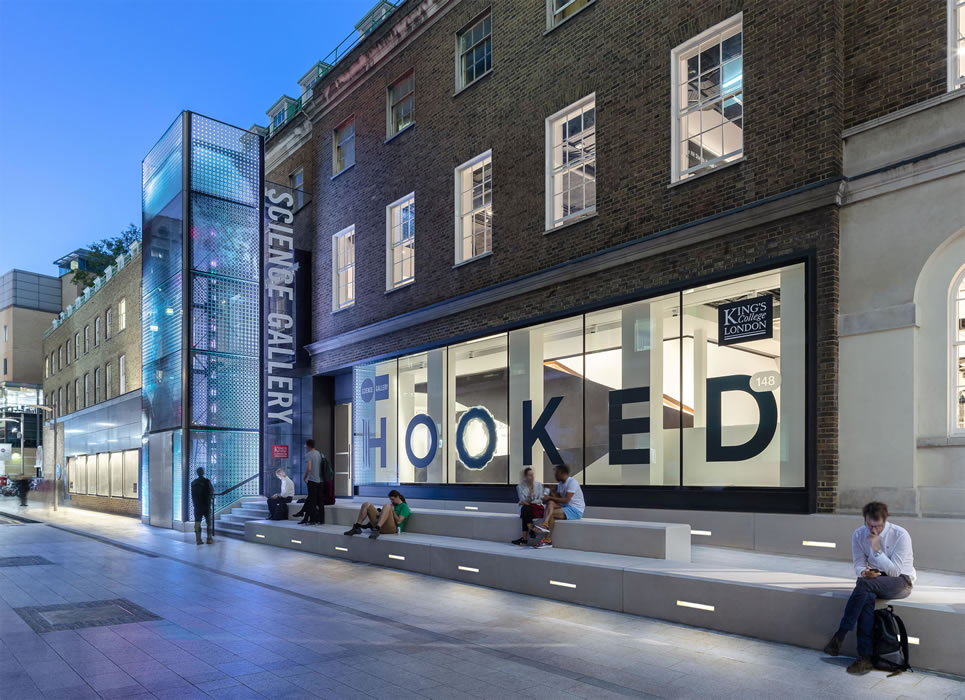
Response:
[265,188,296,425]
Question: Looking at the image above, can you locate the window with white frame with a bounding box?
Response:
[272,109,286,128]
[66,339,71,365]
[386,193,415,289]
[106,362,113,400]
[290,168,305,210]
[106,308,112,339]
[58,388,62,419]
[952,0,965,91]
[333,118,356,175]
[50,351,55,375]
[95,367,102,404]
[74,379,79,411]
[388,71,415,137]
[84,373,90,408]
[454,151,493,264]
[456,12,492,90]
[119,354,127,394]
[332,226,356,310]
[546,94,596,229]
[84,325,90,353]
[58,344,63,370]
[952,270,965,432]
[95,317,101,346]
[547,0,593,29]
[74,332,80,358]
[671,15,743,182]
[118,298,126,331]
[44,356,49,378]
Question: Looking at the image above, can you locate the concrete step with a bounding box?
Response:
[215,520,246,537]
[219,513,266,525]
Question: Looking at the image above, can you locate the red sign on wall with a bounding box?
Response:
[271,445,289,459]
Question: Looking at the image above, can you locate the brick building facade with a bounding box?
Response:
[259,0,961,513]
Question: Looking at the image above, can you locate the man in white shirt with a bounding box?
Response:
[267,468,295,520]
[823,501,916,674]
[533,464,585,547]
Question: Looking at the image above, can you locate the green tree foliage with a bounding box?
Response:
[70,224,141,288]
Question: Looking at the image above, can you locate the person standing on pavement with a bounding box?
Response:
[299,439,326,525]
[823,501,916,674]
[190,467,215,545]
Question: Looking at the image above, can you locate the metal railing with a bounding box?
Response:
[265,1,406,141]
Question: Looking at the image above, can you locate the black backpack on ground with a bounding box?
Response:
[872,605,911,675]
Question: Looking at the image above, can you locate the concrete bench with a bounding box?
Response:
[244,519,965,677]
[288,501,690,561]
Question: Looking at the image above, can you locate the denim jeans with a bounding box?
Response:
[839,575,912,656]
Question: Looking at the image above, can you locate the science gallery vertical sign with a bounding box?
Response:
[264,188,297,470]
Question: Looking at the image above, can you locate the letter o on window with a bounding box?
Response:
[405,414,438,469]
[455,406,498,470]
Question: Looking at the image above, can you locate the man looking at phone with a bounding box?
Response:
[823,501,916,674]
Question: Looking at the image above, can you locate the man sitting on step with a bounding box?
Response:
[267,468,295,520]
[823,501,916,674]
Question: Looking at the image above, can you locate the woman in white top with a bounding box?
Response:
[268,468,295,520]
[513,467,545,545]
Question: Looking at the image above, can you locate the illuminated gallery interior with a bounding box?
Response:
[351,262,807,492]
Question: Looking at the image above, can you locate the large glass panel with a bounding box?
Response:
[353,359,398,485]
[110,452,124,497]
[96,453,110,496]
[584,293,681,485]
[509,317,584,485]
[123,450,139,499]
[398,349,446,483]
[448,334,508,484]
[86,455,96,495]
[681,264,805,486]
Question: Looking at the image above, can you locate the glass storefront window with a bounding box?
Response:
[448,334,508,484]
[681,264,805,486]
[349,263,808,491]
[510,317,584,484]
[584,293,681,486]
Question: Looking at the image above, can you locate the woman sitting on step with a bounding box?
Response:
[512,467,545,545]
[344,490,411,540]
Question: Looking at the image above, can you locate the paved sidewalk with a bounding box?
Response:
[0,501,962,700]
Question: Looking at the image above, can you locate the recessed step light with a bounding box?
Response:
[676,600,715,612]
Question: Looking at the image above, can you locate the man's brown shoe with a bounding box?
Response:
[846,656,873,674]
[823,636,841,656]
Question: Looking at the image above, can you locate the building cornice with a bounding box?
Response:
[307,178,843,358]
[265,112,312,175]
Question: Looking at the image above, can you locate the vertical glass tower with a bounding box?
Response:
[142,112,263,527]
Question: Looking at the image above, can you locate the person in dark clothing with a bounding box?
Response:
[190,467,215,545]
[299,439,328,525]
[16,475,30,507]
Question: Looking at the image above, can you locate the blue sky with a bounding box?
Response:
[0,0,374,276]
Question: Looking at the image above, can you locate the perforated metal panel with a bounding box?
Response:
[187,430,259,512]
[190,353,259,429]
[190,194,259,281]
[190,114,260,207]
[190,276,258,356]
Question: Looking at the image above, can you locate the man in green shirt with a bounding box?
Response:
[344,490,410,539]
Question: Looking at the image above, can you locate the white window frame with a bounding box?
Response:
[386,193,416,290]
[454,150,494,265]
[74,332,80,359]
[74,379,79,411]
[106,308,112,339]
[57,387,62,419]
[951,268,965,435]
[290,168,305,210]
[66,339,71,365]
[546,0,594,30]
[670,14,744,183]
[94,367,101,404]
[333,117,356,176]
[455,11,493,91]
[84,373,90,408]
[119,354,127,395]
[95,317,101,346]
[58,344,63,370]
[332,225,356,311]
[545,93,597,231]
[387,70,416,138]
[118,298,126,331]
[951,0,965,92]
[84,325,90,353]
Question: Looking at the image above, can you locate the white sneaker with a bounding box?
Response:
[533,524,549,535]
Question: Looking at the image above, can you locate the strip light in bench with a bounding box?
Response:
[691,530,712,536]
[464,506,479,510]
[458,566,479,573]
[898,634,920,645]
[802,540,836,548]
[676,600,715,612]
[290,539,302,544]
[549,580,576,589]
[388,554,405,561]
[255,534,266,539]
[335,546,348,552]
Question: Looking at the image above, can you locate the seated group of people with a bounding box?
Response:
[514,463,585,547]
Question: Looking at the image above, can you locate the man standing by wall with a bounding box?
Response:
[191,467,215,545]
[299,439,325,525]
[823,502,916,673]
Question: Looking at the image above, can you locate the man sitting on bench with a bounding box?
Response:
[533,464,584,547]
[823,501,916,674]
[343,490,411,540]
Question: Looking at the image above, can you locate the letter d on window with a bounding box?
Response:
[706,375,778,462]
